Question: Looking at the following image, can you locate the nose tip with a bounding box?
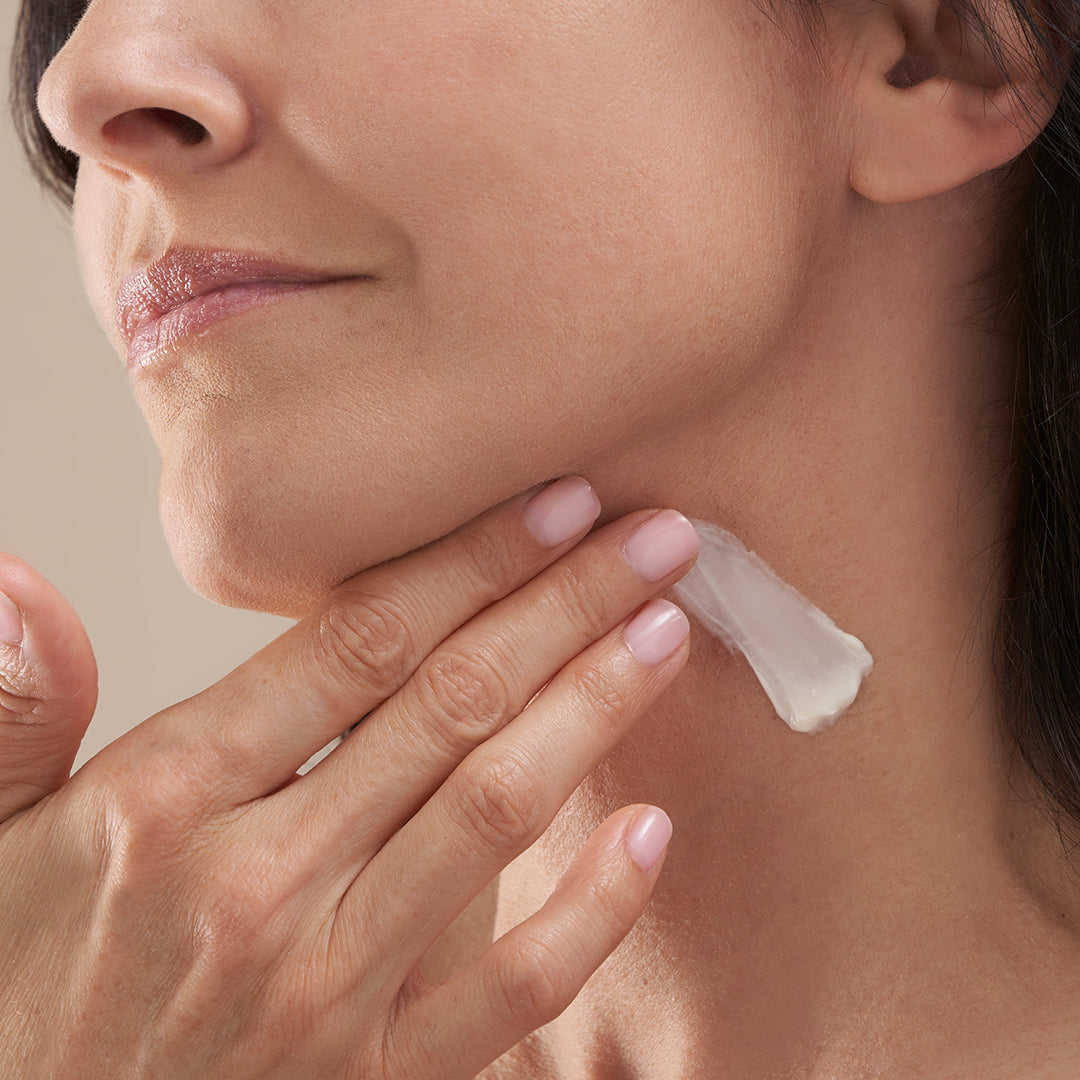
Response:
[36,17,257,181]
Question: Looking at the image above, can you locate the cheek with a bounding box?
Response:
[121,0,827,616]
[294,0,816,327]
[325,6,813,412]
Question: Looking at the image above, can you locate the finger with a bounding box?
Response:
[148,477,602,803]
[328,598,689,980]
[384,804,673,1080]
[0,554,98,820]
[282,510,698,857]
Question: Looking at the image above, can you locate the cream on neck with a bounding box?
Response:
[671,519,872,732]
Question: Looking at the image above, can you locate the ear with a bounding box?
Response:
[845,0,1071,203]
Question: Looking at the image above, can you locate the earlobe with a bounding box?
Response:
[845,0,1069,204]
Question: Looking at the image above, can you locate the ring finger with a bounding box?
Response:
[327,595,690,986]
[275,509,698,862]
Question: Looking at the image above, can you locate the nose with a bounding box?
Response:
[36,2,257,182]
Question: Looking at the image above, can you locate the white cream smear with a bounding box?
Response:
[671,519,873,733]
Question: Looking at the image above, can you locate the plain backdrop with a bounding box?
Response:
[1,0,290,770]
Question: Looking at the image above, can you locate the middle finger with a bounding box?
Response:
[276,508,699,865]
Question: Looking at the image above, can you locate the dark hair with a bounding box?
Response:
[10,0,81,205]
[994,13,1080,830]
[10,0,1080,828]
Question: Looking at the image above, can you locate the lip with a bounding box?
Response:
[116,247,359,371]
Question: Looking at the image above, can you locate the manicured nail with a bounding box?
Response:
[0,591,23,646]
[625,806,673,872]
[623,598,690,666]
[622,510,699,581]
[523,477,601,547]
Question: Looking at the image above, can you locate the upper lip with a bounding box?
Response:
[116,246,356,347]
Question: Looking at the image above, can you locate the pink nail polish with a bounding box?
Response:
[0,591,23,646]
[522,476,601,547]
[622,510,699,582]
[623,599,690,666]
[625,807,673,872]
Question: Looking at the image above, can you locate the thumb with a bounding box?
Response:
[0,554,98,820]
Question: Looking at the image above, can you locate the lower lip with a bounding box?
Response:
[125,281,337,372]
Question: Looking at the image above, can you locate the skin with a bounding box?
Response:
[12,0,1080,1075]
[40,0,823,615]
[0,495,697,1077]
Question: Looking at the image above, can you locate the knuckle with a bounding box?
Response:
[317,589,417,696]
[414,646,517,753]
[196,719,270,789]
[581,867,630,936]
[541,561,615,631]
[94,754,186,830]
[78,725,224,860]
[0,653,48,723]
[452,522,527,597]
[193,859,289,970]
[569,662,634,733]
[494,934,572,1029]
[0,688,46,725]
[453,754,544,855]
[133,714,222,805]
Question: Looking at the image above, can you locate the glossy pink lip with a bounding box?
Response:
[116,247,358,371]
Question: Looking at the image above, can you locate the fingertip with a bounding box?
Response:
[623,599,690,667]
[0,556,99,816]
[521,476,601,548]
[0,553,98,714]
[0,589,24,646]
[0,553,41,652]
[624,804,673,874]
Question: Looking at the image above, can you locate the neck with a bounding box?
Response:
[490,189,1080,1078]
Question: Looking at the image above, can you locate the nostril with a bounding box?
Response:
[150,109,209,145]
[101,107,210,149]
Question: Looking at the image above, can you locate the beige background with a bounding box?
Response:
[1,0,289,769]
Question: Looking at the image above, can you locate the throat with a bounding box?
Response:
[479,630,1080,1080]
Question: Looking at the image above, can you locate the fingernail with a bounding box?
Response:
[523,477,601,547]
[623,598,689,666]
[622,510,699,581]
[0,591,23,646]
[625,806,673,872]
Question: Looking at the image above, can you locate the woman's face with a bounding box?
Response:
[39,0,837,616]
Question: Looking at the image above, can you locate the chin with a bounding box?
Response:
[146,364,565,618]
[155,443,526,620]
[154,434,400,617]
[161,483,342,618]
[149,398,430,617]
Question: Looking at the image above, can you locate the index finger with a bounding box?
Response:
[149,477,602,802]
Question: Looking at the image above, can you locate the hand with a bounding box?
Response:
[0,478,698,1078]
